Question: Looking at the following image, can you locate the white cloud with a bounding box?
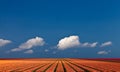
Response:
[82,42,98,47]
[97,50,111,55]
[57,35,98,50]
[0,39,11,47]
[57,36,80,50]
[11,48,22,52]
[24,50,33,54]
[44,49,49,52]
[11,37,45,52]
[101,41,112,47]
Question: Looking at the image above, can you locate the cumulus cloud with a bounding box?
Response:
[24,50,33,54]
[57,35,98,50]
[101,41,112,47]
[97,50,111,55]
[11,37,45,52]
[57,36,80,50]
[0,39,11,47]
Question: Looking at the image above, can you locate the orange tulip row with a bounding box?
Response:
[0,58,120,72]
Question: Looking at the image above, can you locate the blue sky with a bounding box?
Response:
[0,0,120,58]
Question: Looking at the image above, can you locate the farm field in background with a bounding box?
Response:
[0,58,120,72]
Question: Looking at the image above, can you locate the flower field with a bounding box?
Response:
[0,58,120,72]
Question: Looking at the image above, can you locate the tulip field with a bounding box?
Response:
[0,58,120,72]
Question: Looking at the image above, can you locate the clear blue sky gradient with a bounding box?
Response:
[0,0,120,58]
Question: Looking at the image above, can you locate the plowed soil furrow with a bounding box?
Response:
[46,61,58,72]
[79,63,120,71]
[32,63,49,72]
[56,61,64,72]
[10,64,39,72]
[66,59,102,71]
[0,58,120,72]
[24,65,41,71]
[42,63,55,72]
[78,64,102,72]
[71,59,120,71]
[67,61,90,72]
[65,61,85,72]
[61,61,67,72]
[35,63,54,72]
[62,60,76,72]
[68,61,100,72]
[24,64,47,72]
[53,61,59,72]
[3,63,32,72]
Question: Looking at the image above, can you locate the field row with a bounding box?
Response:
[0,58,120,72]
